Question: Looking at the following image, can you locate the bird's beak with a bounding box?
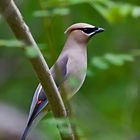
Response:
[21,100,48,140]
[90,27,104,37]
[95,27,104,33]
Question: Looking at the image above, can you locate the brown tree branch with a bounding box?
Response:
[0,0,74,139]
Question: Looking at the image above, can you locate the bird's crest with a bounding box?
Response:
[64,23,95,34]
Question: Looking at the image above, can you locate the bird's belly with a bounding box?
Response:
[63,61,87,98]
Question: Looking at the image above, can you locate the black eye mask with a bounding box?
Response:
[80,27,99,34]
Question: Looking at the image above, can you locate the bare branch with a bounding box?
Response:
[0,0,74,139]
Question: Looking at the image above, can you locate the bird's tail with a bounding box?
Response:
[20,110,47,140]
[20,126,30,140]
[21,84,49,140]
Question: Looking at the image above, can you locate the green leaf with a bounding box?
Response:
[91,56,109,70]
[33,10,51,17]
[33,8,70,17]
[0,39,24,48]
[87,68,94,77]
[67,0,87,5]
[132,6,140,18]
[53,8,70,16]
[91,0,132,23]
[119,3,132,17]
[25,47,39,58]
[104,53,134,66]
[44,118,72,136]
[45,0,87,7]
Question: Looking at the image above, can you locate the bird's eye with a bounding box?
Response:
[81,27,98,34]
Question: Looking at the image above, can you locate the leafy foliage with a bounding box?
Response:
[0,0,140,140]
[0,39,24,48]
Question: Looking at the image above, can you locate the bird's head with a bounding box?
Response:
[65,23,104,44]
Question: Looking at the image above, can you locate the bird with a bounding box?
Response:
[21,23,104,140]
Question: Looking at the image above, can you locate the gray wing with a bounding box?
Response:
[28,56,69,118]
[28,84,43,121]
[50,55,69,87]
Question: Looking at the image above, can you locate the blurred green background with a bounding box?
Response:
[0,0,140,140]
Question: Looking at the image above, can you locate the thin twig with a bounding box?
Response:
[0,0,74,139]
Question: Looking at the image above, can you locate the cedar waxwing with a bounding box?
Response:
[21,23,104,140]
